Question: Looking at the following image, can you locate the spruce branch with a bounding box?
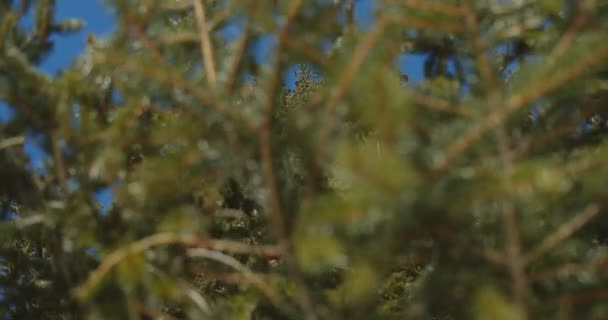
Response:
[434,43,608,172]
[193,0,217,86]
[223,26,250,94]
[187,248,284,307]
[318,17,388,155]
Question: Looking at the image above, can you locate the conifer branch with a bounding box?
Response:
[193,0,217,86]
[223,26,250,94]
[0,135,25,150]
[502,203,528,320]
[530,254,608,283]
[463,0,496,92]
[435,43,608,172]
[258,2,319,319]
[187,248,284,307]
[74,232,284,301]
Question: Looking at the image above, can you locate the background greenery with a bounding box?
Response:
[1,0,608,319]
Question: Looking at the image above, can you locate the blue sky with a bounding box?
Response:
[1,0,423,212]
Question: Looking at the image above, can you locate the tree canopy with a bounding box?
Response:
[1,0,608,319]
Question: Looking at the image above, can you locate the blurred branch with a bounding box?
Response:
[193,0,217,85]
[49,129,69,200]
[501,203,528,320]
[183,283,212,316]
[548,1,592,62]
[524,203,601,264]
[319,17,389,151]
[259,2,318,319]
[123,11,164,63]
[434,43,608,172]
[464,1,526,315]
[187,248,283,307]
[160,0,234,32]
[74,232,284,301]
[549,288,608,308]
[223,27,250,94]
[0,135,25,150]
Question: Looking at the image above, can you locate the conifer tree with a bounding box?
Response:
[1,0,608,319]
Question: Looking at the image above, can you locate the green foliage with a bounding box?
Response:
[2,0,608,319]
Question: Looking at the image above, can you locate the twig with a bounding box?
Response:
[524,204,600,264]
[463,0,495,92]
[183,283,212,315]
[193,0,217,85]
[318,17,388,152]
[74,232,284,300]
[37,0,52,46]
[502,203,528,320]
[187,248,283,307]
[0,135,25,150]
[547,1,592,63]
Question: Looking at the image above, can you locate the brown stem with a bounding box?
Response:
[193,0,217,85]
[502,203,528,320]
